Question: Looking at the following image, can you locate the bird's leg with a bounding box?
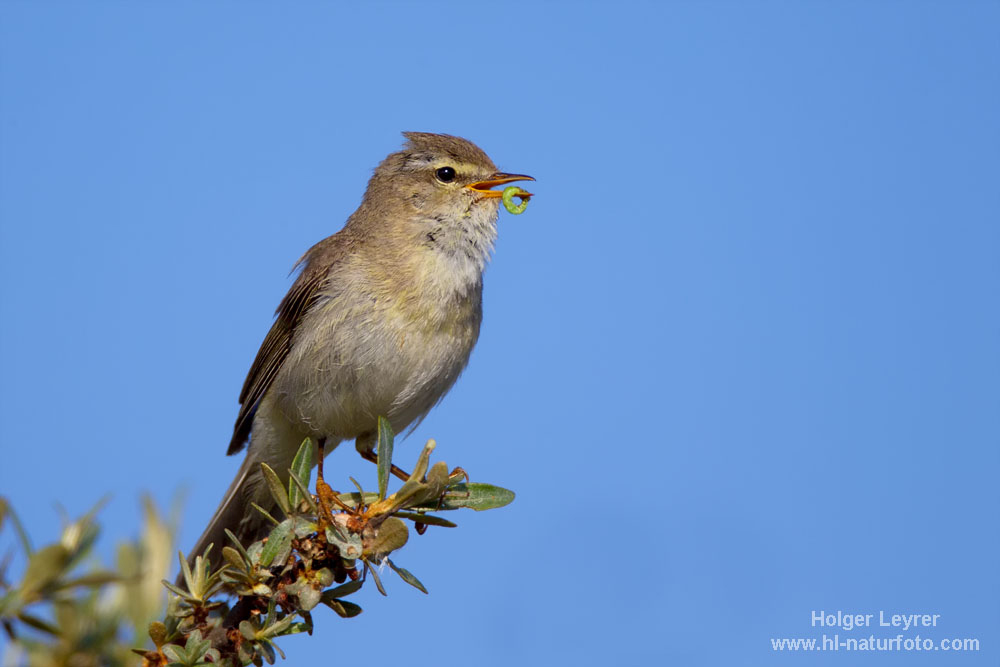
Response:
[314,438,339,529]
[316,437,328,485]
[355,434,412,482]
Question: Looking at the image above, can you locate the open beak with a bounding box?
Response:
[467,172,535,198]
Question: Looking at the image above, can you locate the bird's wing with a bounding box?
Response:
[226,263,328,455]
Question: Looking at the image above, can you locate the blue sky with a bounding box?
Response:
[1,2,997,665]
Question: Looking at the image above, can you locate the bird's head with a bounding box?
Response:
[364,132,533,220]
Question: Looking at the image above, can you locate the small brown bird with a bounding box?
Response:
[187,132,533,563]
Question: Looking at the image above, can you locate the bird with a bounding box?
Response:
[185,132,533,566]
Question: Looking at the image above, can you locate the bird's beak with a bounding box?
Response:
[467,172,535,198]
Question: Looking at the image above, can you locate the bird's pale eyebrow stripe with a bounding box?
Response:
[403,155,475,173]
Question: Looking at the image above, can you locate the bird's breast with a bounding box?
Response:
[271,270,482,440]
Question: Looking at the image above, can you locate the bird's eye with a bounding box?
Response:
[435,166,457,183]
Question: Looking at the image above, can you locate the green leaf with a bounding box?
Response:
[149,620,168,647]
[321,579,363,600]
[0,498,33,554]
[264,597,278,625]
[290,516,318,538]
[348,477,365,496]
[334,491,380,508]
[284,621,312,635]
[177,550,195,593]
[259,613,297,639]
[384,479,425,508]
[376,416,394,501]
[61,502,104,571]
[51,570,122,590]
[16,611,60,636]
[237,639,255,664]
[426,460,450,486]
[259,519,294,567]
[408,439,436,482]
[325,525,363,560]
[259,463,292,516]
[20,544,70,594]
[322,597,363,618]
[250,502,281,526]
[386,559,428,594]
[287,470,318,515]
[161,643,188,663]
[184,630,212,662]
[225,528,252,562]
[287,438,314,509]
[259,639,277,665]
[313,567,335,587]
[246,541,265,567]
[366,561,387,596]
[363,517,408,557]
[415,483,515,511]
[297,585,321,611]
[392,511,457,528]
[0,591,18,617]
[160,579,190,599]
[239,620,256,640]
[222,546,248,570]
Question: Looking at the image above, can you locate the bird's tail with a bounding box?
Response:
[178,448,279,584]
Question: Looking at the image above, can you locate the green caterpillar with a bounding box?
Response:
[502,186,531,215]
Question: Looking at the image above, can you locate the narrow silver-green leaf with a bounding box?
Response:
[16,611,60,636]
[177,550,194,592]
[239,620,256,640]
[287,438,313,509]
[264,598,277,625]
[259,640,277,665]
[284,621,312,635]
[335,491,380,508]
[0,498,33,555]
[161,644,187,663]
[260,613,296,639]
[222,546,248,570]
[325,525,363,560]
[392,511,457,528]
[250,503,280,526]
[259,520,294,567]
[287,471,318,515]
[160,579,190,598]
[237,640,255,664]
[290,516,318,538]
[259,463,291,515]
[366,560,387,596]
[51,571,122,590]
[408,439,436,482]
[376,416,394,500]
[20,544,70,593]
[185,630,211,661]
[321,579,363,600]
[225,529,251,562]
[413,483,515,511]
[322,597,363,618]
[386,559,428,594]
